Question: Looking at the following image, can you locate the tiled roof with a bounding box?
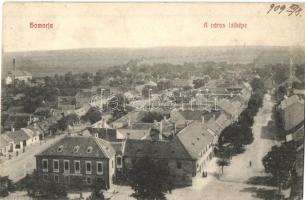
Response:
[124,138,193,160]
[218,98,243,116]
[117,129,150,140]
[6,130,30,143]
[170,110,221,124]
[177,121,214,159]
[113,111,147,124]
[36,136,115,159]
[0,135,13,147]
[127,123,156,130]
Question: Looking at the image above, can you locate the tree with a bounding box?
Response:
[217,159,230,175]
[215,146,231,175]
[87,179,106,200]
[57,113,80,130]
[141,112,167,123]
[263,142,296,193]
[25,171,67,199]
[0,176,15,197]
[193,79,205,89]
[129,157,172,200]
[83,108,102,124]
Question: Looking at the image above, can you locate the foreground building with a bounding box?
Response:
[123,138,195,186]
[35,136,116,189]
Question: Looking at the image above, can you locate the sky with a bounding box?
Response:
[3,2,305,52]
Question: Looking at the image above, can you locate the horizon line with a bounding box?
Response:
[4,45,305,54]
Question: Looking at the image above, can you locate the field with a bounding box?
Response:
[2,46,305,77]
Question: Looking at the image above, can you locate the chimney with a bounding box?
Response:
[201,115,205,124]
[13,58,16,73]
[159,121,163,141]
[174,123,177,134]
[102,118,106,128]
[128,116,131,127]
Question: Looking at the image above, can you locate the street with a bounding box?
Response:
[0,134,66,182]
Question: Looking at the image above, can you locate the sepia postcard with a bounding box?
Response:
[1,2,305,200]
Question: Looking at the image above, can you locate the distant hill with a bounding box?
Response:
[2,46,305,77]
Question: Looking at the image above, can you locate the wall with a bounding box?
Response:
[123,157,194,186]
[281,102,304,131]
[36,156,114,188]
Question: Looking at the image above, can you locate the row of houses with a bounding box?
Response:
[0,124,44,157]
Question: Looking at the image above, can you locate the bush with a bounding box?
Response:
[0,176,15,197]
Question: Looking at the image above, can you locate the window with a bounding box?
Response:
[42,159,48,172]
[57,145,63,152]
[74,160,80,173]
[177,161,182,169]
[73,146,80,153]
[87,146,93,153]
[53,160,59,173]
[43,174,48,182]
[86,161,92,174]
[86,177,92,185]
[97,161,103,175]
[116,157,122,166]
[54,174,59,183]
[64,160,69,172]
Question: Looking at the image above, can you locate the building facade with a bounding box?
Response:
[35,136,116,189]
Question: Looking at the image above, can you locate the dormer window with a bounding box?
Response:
[87,146,93,153]
[73,145,80,153]
[57,145,63,152]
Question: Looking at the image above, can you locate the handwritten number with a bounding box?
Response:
[274,5,280,12]
[268,3,303,16]
[267,4,275,14]
[287,4,299,16]
[279,5,286,14]
[295,7,303,16]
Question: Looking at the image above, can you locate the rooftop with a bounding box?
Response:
[177,121,214,159]
[36,136,115,159]
[124,138,193,160]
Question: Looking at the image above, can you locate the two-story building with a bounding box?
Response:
[176,121,215,175]
[123,138,195,186]
[35,136,116,189]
